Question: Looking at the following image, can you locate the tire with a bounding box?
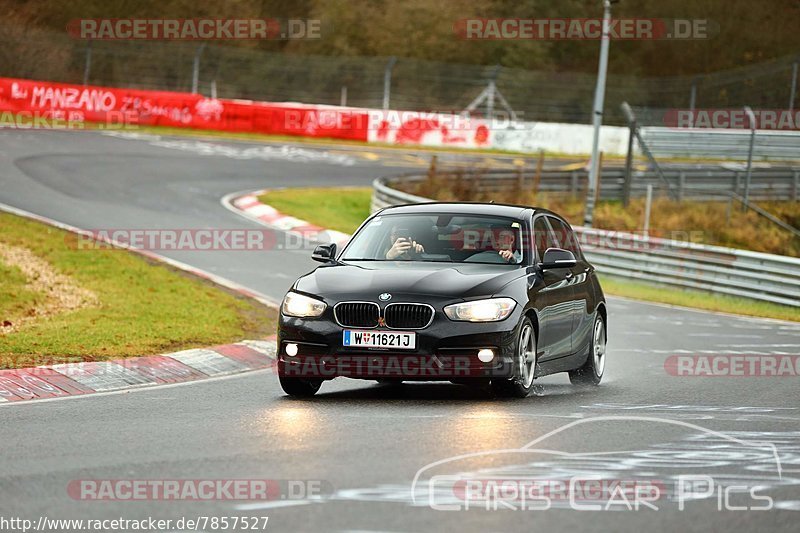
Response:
[491,316,537,398]
[279,375,322,397]
[569,313,606,386]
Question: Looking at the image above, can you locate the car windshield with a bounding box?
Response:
[341,213,525,264]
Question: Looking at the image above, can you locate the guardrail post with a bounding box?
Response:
[427,155,437,181]
[382,56,397,110]
[533,149,544,195]
[733,171,740,195]
[623,119,636,206]
[793,170,799,201]
[678,171,685,203]
[643,184,653,238]
[594,151,604,203]
[688,77,699,126]
[743,106,757,211]
[191,43,207,94]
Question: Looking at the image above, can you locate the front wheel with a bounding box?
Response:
[569,313,606,386]
[491,316,536,398]
[279,375,322,397]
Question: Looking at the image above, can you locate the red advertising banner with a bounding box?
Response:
[0,77,369,141]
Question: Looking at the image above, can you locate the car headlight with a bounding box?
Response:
[281,291,327,318]
[444,297,517,322]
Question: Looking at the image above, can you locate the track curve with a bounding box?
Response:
[0,129,798,532]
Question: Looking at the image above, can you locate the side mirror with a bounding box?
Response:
[312,243,337,263]
[540,248,576,269]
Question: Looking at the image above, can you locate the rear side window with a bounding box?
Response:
[547,216,582,257]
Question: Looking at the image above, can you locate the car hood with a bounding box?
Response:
[294,261,528,301]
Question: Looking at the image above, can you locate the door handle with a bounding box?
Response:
[565,271,574,280]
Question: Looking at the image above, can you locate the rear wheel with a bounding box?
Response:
[279,375,323,397]
[569,313,606,386]
[491,317,536,398]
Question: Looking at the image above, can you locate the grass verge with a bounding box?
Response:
[599,275,798,322]
[258,187,373,234]
[0,212,277,368]
[254,186,798,322]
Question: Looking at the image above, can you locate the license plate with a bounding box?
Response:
[342,330,416,349]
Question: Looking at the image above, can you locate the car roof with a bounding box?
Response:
[378,202,537,219]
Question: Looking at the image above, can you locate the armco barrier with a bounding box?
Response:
[371,175,800,307]
[374,168,800,202]
[641,127,800,162]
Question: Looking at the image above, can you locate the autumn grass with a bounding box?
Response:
[407,174,800,257]
[255,186,798,322]
[0,212,277,368]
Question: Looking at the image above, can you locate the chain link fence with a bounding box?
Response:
[1,25,799,125]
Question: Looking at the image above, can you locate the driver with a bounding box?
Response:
[386,225,425,260]
[495,228,520,263]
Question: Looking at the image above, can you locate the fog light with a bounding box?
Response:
[477,349,494,363]
[285,343,299,356]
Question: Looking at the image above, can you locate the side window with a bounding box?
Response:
[547,217,581,257]
[533,217,557,261]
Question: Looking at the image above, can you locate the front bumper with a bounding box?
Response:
[277,309,522,380]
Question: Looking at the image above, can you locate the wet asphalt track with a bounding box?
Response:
[0,129,798,532]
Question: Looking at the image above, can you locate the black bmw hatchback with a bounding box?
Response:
[277,202,607,398]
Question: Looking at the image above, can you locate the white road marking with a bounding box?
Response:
[688,333,764,338]
[235,499,317,511]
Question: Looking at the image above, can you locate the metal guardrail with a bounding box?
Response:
[375,168,800,202]
[640,127,800,162]
[371,175,800,307]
